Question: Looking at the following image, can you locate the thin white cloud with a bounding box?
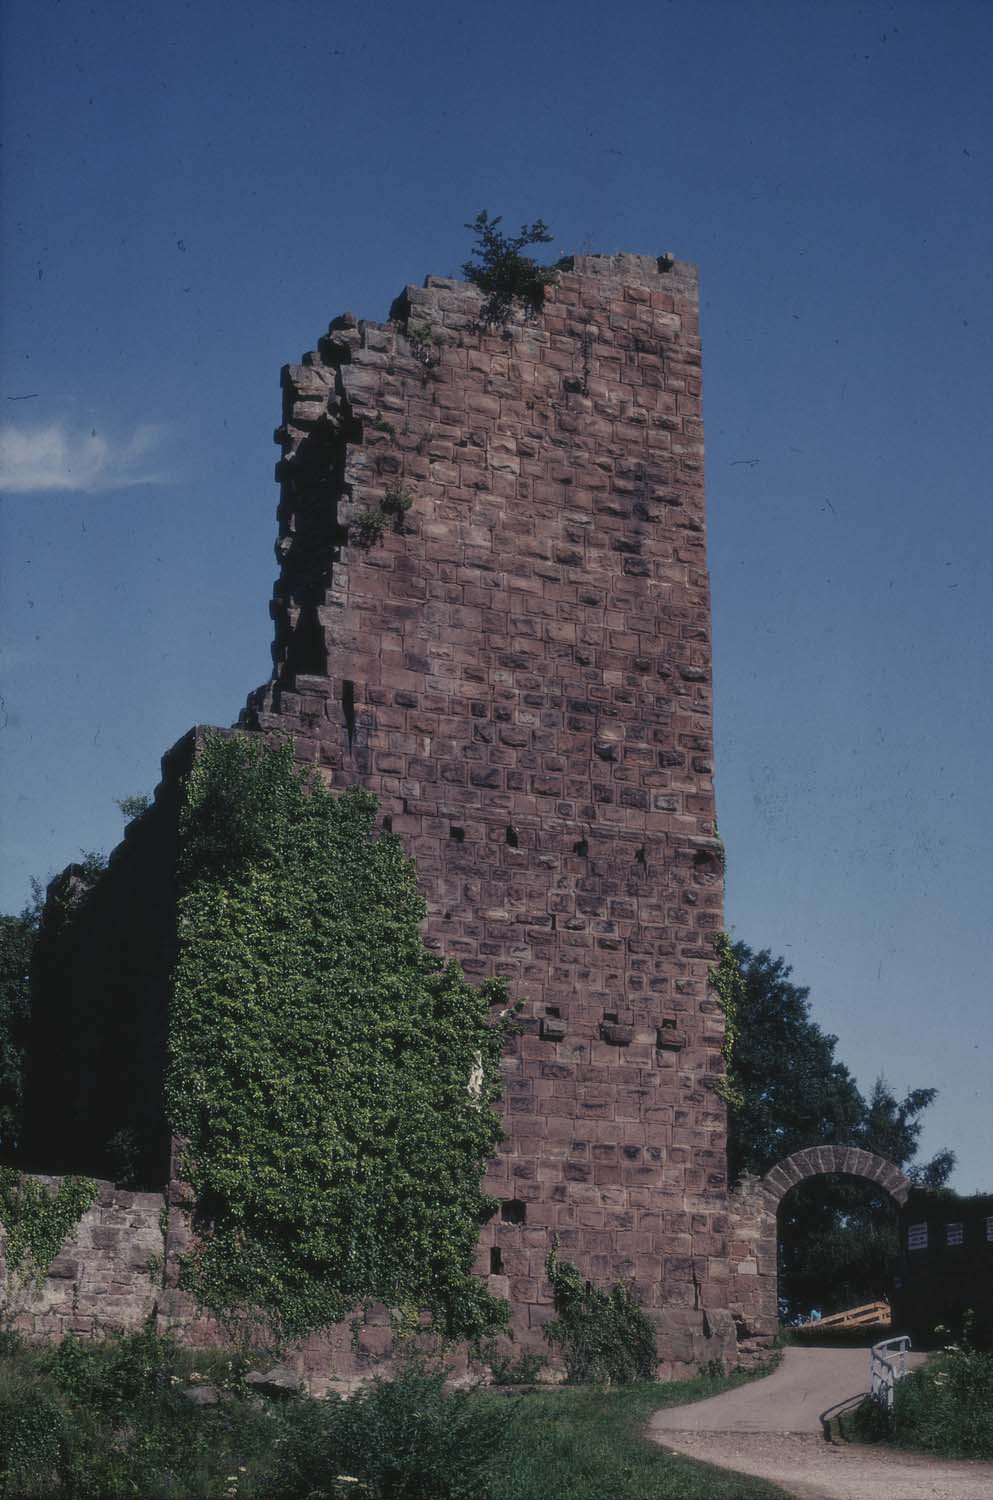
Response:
[0,422,169,494]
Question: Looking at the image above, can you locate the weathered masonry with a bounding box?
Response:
[239,256,731,1369]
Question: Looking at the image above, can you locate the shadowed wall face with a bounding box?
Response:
[243,256,729,1362]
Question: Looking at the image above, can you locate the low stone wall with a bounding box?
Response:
[0,1176,404,1392]
[1,1177,165,1341]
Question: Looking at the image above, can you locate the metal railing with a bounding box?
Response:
[869,1334,911,1409]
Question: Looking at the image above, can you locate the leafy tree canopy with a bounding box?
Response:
[462,211,557,325]
[0,907,39,1157]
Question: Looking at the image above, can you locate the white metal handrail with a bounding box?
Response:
[869,1334,911,1409]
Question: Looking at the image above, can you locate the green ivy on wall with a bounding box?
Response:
[544,1250,657,1384]
[0,1170,97,1289]
[710,933,744,1110]
[165,734,510,1343]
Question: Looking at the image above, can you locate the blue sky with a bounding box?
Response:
[2,0,990,1191]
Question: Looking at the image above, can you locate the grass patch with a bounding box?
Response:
[481,1375,785,1500]
[0,1329,785,1499]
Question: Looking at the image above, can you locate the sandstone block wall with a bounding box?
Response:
[241,255,730,1365]
[1,1178,164,1342]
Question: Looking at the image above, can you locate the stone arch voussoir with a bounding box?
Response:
[760,1147,910,1206]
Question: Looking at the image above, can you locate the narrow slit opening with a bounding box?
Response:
[505,825,519,848]
[489,1246,503,1274]
[342,680,356,749]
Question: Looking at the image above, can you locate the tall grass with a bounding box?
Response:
[0,1329,785,1499]
[889,1342,993,1458]
[846,1333,993,1460]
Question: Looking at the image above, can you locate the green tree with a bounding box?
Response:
[0,904,40,1156]
[462,211,557,324]
[726,942,954,1318]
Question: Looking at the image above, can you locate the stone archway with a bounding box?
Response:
[728,1147,910,1355]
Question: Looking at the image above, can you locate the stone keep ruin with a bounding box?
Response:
[11,253,832,1382]
[241,255,729,1369]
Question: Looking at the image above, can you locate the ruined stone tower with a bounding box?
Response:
[240,255,731,1367]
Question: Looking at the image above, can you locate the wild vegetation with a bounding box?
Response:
[844,1321,993,1459]
[461,211,558,325]
[0,1171,96,1289]
[0,911,36,1156]
[0,1328,782,1500]
[544,1251,658,1385]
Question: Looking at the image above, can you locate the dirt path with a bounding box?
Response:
[648,1347,993,1499]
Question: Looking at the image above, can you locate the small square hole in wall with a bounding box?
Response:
[450,826,465,843]
[500,1199,526,1225]
[573,837,589,857]
[490,1246,503,1274]
[603,1011,618,1024]
[546,1006,560,1018]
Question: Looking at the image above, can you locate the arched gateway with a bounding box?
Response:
[728,1147,910,1354]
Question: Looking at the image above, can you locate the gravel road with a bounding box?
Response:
[648,1347,993,1499]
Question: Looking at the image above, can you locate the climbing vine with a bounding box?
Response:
[0,1169,97,1289]
[165,734,510,1343]
[544,1250,656,1384]
[710,933,744,1109]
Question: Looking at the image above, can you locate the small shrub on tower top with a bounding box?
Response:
[462,211,557,325]
[166,734,510,1343]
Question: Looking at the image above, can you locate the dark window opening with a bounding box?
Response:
[450,826,465,843]
[505,825,519,848]
[342,679,356,749]
[635,845,646,865]
[290,606,327,677]
[546,1006,561,1018]
[490,1246,503,1274]
[500,1199,526,1225]
[382,815,393,833]
[603,1011,618,1024]
[573,837,589,857]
